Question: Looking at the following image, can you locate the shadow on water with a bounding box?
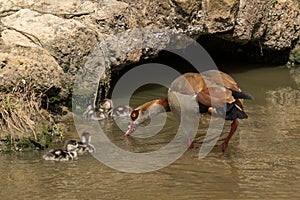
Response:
[0,65,299,199]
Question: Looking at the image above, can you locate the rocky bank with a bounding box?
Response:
[0,0,299,151]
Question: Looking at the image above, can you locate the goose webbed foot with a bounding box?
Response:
[220,142,228,153]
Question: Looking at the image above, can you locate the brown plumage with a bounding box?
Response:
[125,70,253,153]
[170,71,239,106]
[135,98,170,112]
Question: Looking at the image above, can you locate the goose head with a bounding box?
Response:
[125,98,170,136]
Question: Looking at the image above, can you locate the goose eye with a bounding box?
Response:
[130,110,139,121]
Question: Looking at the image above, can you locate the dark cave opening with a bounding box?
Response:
[108,35,290,99]
[197,35,291,66]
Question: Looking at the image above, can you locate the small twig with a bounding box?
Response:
[259,41,263,56]
[30,8,94,19]
[4,25,44,48]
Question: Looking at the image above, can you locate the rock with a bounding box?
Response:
[0,0,298,101]
[72,27,184,110]
[1,29,37,47]
[1,8,98,72]
[263,0,300,50]
[233,0,270,42]
[172,0,197,16]
[0,43,64,93]
[203,0,238,34]
[289,44,300,65]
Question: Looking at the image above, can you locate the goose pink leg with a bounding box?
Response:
[187,138,194,149]
[221,119,239,153]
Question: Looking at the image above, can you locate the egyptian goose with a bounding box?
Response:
[125,70,253,152]
[43,140,78,161]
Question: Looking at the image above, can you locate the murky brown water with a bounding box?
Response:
[0,66,299,199]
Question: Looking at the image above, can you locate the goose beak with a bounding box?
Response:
[125,121,135,136]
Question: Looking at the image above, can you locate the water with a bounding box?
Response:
[0,66,299,199]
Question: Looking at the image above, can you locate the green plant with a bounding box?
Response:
[0,96,21,111]
[54,127,65,141]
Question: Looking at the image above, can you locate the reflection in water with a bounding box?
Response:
[0,66,299,199]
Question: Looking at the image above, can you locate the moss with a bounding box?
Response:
[271,0,277,4]
[0,135,13,152]
[0,125,54,153]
